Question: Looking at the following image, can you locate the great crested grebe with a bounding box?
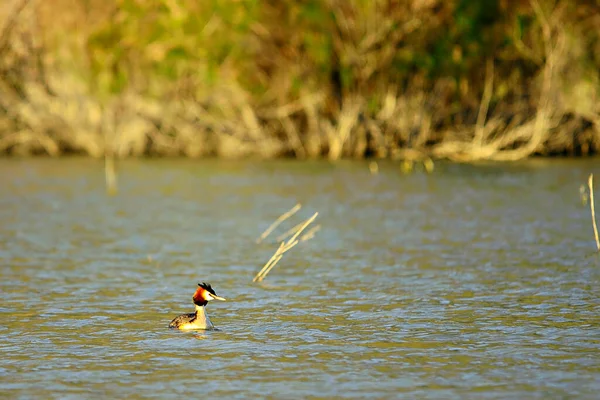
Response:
[169,282,226,331]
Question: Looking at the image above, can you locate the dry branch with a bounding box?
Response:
[253,212,318,283]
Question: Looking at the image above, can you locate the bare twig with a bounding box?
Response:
[256,203,301,243]
[588,174,600,252]
[253,212,318,282]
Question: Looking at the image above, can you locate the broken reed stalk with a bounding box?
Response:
[300,224,321,242]
[256,203,301,243]
[588,173,600,252]
[285,212,318,247]
[275,220,306,242]
[254,242,287,283]
[253,212,318,282]
[104,154,117,196]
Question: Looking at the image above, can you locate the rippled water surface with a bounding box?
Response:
[1,158,600,399]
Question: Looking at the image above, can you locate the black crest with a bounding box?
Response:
[198,282,217,296]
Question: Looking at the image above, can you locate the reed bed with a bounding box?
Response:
[0,0,599,161]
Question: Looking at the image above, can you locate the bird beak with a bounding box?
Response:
[211,294,226,301]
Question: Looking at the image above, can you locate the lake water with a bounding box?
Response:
[1,158,599,399]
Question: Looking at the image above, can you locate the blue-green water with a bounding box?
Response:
[1,158,599,399]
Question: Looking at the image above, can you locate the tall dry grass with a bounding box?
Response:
[0,0,599,160]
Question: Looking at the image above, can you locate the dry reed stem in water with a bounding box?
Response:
[104,155,117,196]
[259,244,296,281]
[286,212,318,245]
[580,184,588,205]
[253,242,285,283]
[256,203,301,243]
[275,220,307,242]
[588,174,600,252]
[369,162,379,174]
[300,224,321,242]
[253,212,318,282]
[423,158,435,173]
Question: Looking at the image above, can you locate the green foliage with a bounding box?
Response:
[31,0,597,106]
[80,0,540,103]
[86,0,259,96]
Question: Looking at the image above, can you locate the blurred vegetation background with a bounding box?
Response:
[0,0,599,160]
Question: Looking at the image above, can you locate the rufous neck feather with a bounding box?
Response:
[193,287,208,306]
